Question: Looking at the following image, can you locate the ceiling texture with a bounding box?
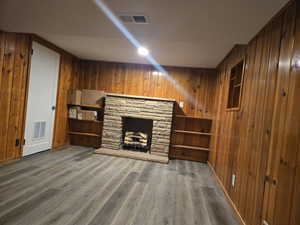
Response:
[0,0,288,68]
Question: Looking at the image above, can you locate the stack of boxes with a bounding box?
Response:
[68,89,105,121]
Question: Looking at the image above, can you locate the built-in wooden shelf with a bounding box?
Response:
[68,131,100,137]
[68,118,102,124]
[172,145,210,152]
[227,60,244,110]
[174,130,212,136]
[67,94,105,148]
[170,115,212,162]
[67,104,103,110]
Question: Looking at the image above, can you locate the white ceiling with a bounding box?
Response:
[0,0,288,68]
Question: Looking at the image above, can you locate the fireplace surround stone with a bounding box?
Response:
[100,94,174,158]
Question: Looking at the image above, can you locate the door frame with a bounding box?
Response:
[20,37,62,156]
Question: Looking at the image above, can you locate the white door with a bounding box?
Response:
[23,41,60,156]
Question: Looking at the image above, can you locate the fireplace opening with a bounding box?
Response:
[121,117,153,152]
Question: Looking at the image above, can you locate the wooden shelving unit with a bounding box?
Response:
[172,145,210,152]
[169,115,212,162]
[68,104,104,148]
[67,104,104,110]
[68,118,102,124]
[68,131,101,137]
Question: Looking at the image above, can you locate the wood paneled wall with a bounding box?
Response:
[209,1,300,225]
[0,32,30,163]
[0,30,217,161]
[77,60,217,118]
[52,55,80,148]
[2,5,299,225]
[0,31,79,162]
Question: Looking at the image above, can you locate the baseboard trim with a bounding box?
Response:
[207,161,247,225]
[51,144,71,151]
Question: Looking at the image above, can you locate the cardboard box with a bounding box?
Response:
[81,89,105,107]
[68,106,80,119]
[77,110,97,121]
[68,89,81,105]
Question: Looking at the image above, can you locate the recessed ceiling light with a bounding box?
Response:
[138,47,149,56]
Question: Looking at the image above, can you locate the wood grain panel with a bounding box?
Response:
[77,60,217,118]
[289,4,300,225]
[265,3,300,225]
[6,34,30,160]
[0,32,30,163]
[0,31,80,161]
[52,55,79,148]
[210,1,300,225]
[1,4,299,225]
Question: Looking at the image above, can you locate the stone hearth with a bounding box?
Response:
[98,94,174,160]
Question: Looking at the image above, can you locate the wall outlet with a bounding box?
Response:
[231,174,236,187]
[262,220,269,225]
[179,101,184,108]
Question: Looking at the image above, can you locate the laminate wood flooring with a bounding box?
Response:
[0,146,240,225]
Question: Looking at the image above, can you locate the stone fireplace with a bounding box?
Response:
[98,94,174,161]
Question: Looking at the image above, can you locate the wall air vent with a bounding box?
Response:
[33,121,46,139]
[119,14,149,24]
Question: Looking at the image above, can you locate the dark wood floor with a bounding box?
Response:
[0,146,239,225]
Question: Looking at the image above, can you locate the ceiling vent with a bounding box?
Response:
[119,15,134,23]
[119,14,149,24]
[133,16,147,23]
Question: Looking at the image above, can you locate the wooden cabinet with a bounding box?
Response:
[169,115,212,162]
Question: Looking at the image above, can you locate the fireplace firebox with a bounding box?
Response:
[121,117,153,152]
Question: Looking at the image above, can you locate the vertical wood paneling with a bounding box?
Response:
[289,4,300,225]
[0,31,80,160]
[210,1,300,225]
[52,55,79,148]
[262,5,297,225]
[0,32,30,163]
[266,3,300,225]
[77,60,217,118]
[6,34,30,160]
[0,31,7,162]
[0,33,16,161]
[1,4,299,225]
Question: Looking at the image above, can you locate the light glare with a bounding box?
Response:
[138,47,149,56]
[152,71,164,76]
